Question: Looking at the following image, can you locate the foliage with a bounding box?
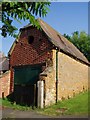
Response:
[63,33,71,40]
[1,2,50,38]
[64,31,90,61]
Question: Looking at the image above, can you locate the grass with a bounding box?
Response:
[1,98,32,111]
[0,98,2,105]
[1,90,89,116]
[37,90,89,116]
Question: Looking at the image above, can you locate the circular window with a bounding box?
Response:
[28,36,34,44]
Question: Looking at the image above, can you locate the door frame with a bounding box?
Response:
[13,63,46,107]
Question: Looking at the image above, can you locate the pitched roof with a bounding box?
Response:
[8,18,89,65]
[0,52,9,71]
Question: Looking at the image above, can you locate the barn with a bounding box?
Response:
[8,18,89,108]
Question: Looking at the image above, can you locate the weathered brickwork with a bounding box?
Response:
[10,27,53,67]
[10,27,53,92]
[0,71,10,98]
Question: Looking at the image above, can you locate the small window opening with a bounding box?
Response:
[28,36,34,44]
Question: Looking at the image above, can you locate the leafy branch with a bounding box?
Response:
[1,2,51,38]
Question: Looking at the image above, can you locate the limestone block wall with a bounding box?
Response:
[40,50,56,106]
[44,67,56,106]
[40,49,89,107]
[58,52,89,100]
[0,71,10,98]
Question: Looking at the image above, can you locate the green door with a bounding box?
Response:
[14,65,42,106]
[14,65,42,85]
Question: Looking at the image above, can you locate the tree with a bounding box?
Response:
[63,33,71,40]
[64,31,90,62]
[1,2,50,38]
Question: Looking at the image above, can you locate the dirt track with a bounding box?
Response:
[0,106,89,119]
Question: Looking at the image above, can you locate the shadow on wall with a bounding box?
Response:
[7,92,32,107]
[6,88,37,108]
[7,92,15,102]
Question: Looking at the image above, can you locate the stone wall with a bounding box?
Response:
[0,76,2,98]
[0,71,10,98]
[43,67,56,106]
[58,52,89,100]
[40,50,89,107]
[40,50,56,106]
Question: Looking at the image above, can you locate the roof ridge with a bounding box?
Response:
[37,19,89,64]
[8,18,89,65]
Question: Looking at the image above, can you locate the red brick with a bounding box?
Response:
[10,27,53,92]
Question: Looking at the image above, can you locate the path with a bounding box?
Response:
[0,106,89,119]
[1,107,51,118]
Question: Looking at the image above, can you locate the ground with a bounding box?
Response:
[0,107,88,119]
[0,90,89,119]
[1,107,51,118]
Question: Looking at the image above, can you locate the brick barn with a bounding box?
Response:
[8,18,89,108]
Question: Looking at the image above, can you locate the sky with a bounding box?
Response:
[0,2,88,56]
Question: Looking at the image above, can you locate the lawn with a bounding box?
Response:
[0,98,2,105]
[1,98,32,111]
[1,90,89,116]
[38,90,89,116]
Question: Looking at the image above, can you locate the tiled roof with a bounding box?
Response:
[8,18,89,65]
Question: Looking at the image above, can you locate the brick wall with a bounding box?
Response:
[10,27,53,92]
[10,27,53,67]
[0,71,10,98]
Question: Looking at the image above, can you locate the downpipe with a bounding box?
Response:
[56,48,58,103]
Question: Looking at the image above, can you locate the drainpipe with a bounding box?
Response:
[56,48,58,103]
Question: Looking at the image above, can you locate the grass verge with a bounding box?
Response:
[37,90,89,116]
[1,98,32,111]
[1,90,89,116]
[0,98,2,105]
